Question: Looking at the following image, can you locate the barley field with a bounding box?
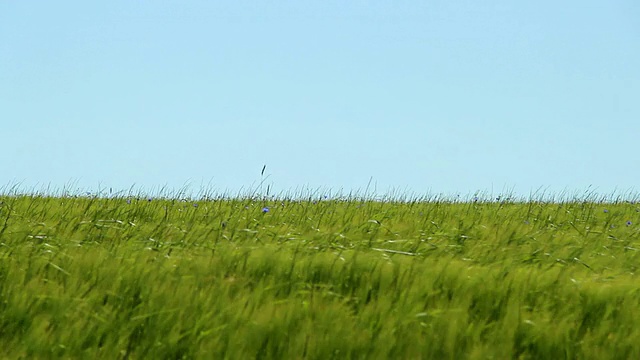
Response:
[1,192,639,359]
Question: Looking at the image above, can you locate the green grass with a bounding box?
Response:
[1,194,640,359]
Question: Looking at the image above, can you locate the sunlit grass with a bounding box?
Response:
[1,192,640,358]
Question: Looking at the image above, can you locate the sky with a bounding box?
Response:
[1,1,639,199]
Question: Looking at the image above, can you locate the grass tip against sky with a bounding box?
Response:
[1,1,639,198]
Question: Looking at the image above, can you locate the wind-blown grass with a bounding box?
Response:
[1,194,639,358]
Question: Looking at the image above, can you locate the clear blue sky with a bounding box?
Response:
[2,1,639,198]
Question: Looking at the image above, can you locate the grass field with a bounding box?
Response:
[1,192,640,359]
